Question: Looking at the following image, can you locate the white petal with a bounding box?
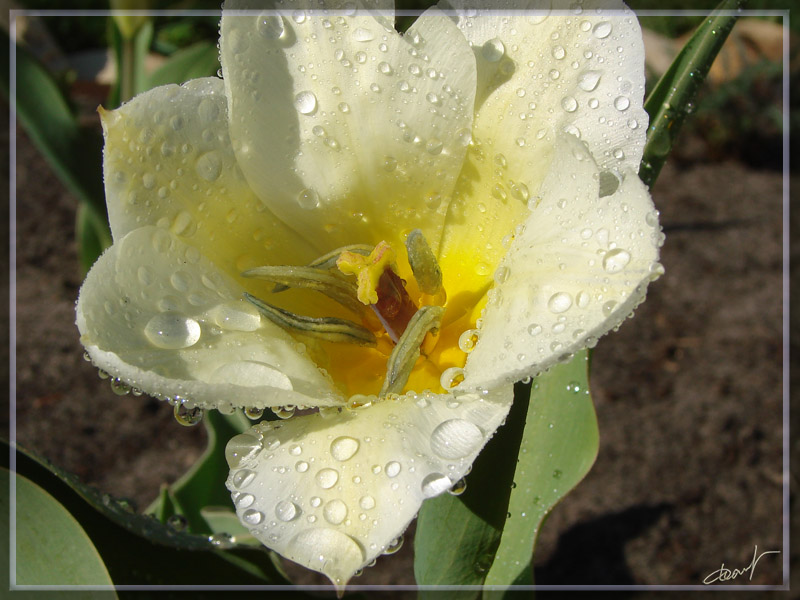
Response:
[220,3,476,252]
[101,77,318,273]
[444,0,648,172]
[226,385,512,586]
[463,133,662,390]
[77,226,342,410]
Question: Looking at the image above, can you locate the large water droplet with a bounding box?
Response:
[592,21,612,39]
[144,312,201,349]
[614,96,630,111]
[225,432,262,468]
[548,292,573,314]
[578,70,601,92]
[195,151,222,182]
[297,188,320,209]
[353,27,374,41]
[232,468,256,489]
[482,38,505,62]
[359,495,375,510]
[174,404,203,426]
[209,301,261,332]
[316,468,339,489]
[275,500,300,522]
[323,499,348,525]
[330,437,359,462]
[385,461,401,478]
[295,91,318,115]
[421,473,452,498]
[603,248,631,273]
[561,96,578,112]
[257,12,286,39]
[287,529,365,579]
[243,508,264,525]
[430,419,483,459]
[235,493,255,509]
[209,361,292,389]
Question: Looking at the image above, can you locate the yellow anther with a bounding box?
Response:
[336,241,396,306]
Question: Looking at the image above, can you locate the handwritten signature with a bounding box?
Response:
[703,545,780,584]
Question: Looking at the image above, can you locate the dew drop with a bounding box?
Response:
[257,12,285,39]
[315,468,339,489]
[225,432,262,468]
[232,468,256,489]
[295,460,309,472]
[297,188,320,209]
[353,27,374,41]
[602,248,631,273]
[295,91,318,115]
[551,45,566,60]
[323,499,348,525]
[144,312,201,349]
[421,473,452,498]
[548,292,573,314]
[592,21,612,39]
[458,329,480,353]
[195,151,222,182]
[235,493,255,509]
[561,96,578,112]
[384,535,404,554]
[385,461,401,478]
[378,61,393,75]
[614,96,630,111]
[528,323,542,336]
[243,508,264,525]
[275,500,300,522]
[482,38,505,62]
[578,70,601,92]
[330,436,359,461]
[359,495,376,510]
[448,477,467,496]
[430,419,483,459]
[174,403,204,427]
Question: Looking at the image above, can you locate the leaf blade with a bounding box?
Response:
[639,0,745,187]
[483,350,598,590]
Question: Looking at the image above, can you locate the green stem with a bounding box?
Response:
[120,37,135,104]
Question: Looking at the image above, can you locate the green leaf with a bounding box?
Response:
[639,0,745,187]
[483,350,598,593]
[2,467,117,591]
[146,41,220,89]
[414,381,531,598]
[5,441,292,586]
[2,32,108,230]
[146,410,250,535]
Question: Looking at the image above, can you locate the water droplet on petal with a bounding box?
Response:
[602,248,631,273]
[614,96,630,111]
[430,419,483,459]
[275,500,300,522]
[225,432,262,468]
[173,404,203,427]
[323,499,348,524]
[195,151,222,181]
[315,468,339,489]
[297,188,320,209]
[548,292,573,314]
[592,21,612,39]
[578,70,601,92]
[232,468,256,489]
[295,91,317,115]
[359,496,375,510]
[384,535,404,554]
[385,461,401,478]
[482,38,505,62]
[561,96,578,112]
[145,312,201,349]
[330,437,359,461]
[421,473,452,498]
[257,12,286,39]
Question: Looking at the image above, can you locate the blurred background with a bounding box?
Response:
[4,0,795,593]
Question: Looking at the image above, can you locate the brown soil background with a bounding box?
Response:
[7,92,794,595]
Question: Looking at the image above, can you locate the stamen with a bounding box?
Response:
[271,244,373,293]
[242,265,364,315]
[380,305,444,396]
[405,229,442,296]
[244,293,376,346]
